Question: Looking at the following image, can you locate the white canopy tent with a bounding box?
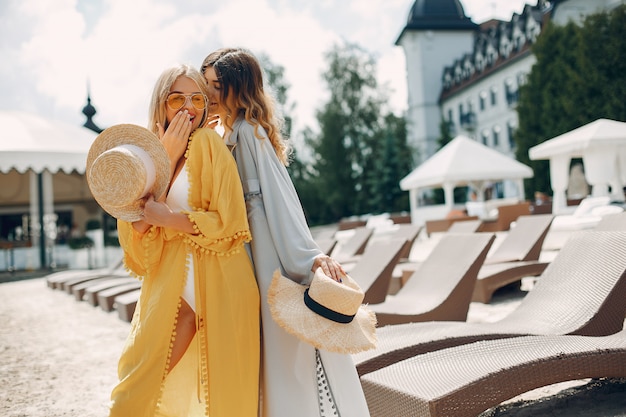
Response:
[0,110,98,269]
[0,110,97,174]
[529,118,626,214]
[400,135,533,224]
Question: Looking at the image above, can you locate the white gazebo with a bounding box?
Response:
[400,135,533,225]
[529,118,626,214]
[0,110,98,269]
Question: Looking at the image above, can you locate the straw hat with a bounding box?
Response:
[86,124,170,222]
[267,268,377,354]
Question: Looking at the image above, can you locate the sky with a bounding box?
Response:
[0,0,535,139]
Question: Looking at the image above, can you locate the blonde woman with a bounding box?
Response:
[109,64,259,417]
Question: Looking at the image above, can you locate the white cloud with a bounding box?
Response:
[0,0,533,135]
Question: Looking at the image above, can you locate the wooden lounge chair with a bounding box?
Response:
[81,276,137,307]
[331,226,373,263]
[348,239,407,304]
[361,330,626,417]
[446,219,482,233]
[424,216,480,236]
[389,224,422,261]
[471,214,554,303]
[314,237,337,256]
[98,282,142,312]
[352,231,626,376]
[61,268,129,294]
[115,289,142,322]
[369,233,495,326]
[45,259,124,289]
[71,272,135,301]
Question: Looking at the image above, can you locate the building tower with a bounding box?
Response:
[396,0,478,164]
[82,84,103,134]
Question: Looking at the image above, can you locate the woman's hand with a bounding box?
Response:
[157,110,192,168]
[140,195,196,234]
[204,114,220,130]
[142,195,174,228]
[311,254,346,282]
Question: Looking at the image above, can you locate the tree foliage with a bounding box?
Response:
[515,5,626,197]
[300,43,413,225]
[260,46,413,226]
[259,53,294,138]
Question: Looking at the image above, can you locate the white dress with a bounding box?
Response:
[227,116,370,417]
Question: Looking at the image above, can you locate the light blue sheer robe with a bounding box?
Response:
[227,116,370,417]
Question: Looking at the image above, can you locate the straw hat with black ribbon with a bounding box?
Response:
[86,124,171,222]
[267,268,377,354]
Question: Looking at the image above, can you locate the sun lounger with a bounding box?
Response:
[69,273,132,301]
[98,282,142,312]
[446,219,482,233]
[369,233,495,326]
[331,226,374,263]
[348,239,407,304]
[471,214,554,303]
[314,237,337,255]
[592,211,626,231]
[114,289,142,322]
[482,214,553,264]
[61,269,129,294]
[361,330,626,417]
[84,277,138,306]
[352,231,626,376]
[389,224,422,261]
[45,259,124,289]
[424,216,480,236]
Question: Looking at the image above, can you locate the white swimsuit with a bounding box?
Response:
[165,164,196,311]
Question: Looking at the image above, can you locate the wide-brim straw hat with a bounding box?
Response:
[268,268,377,354]
[86,124,170,222]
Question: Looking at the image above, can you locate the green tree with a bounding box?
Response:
[437,116,454,149]
[305,43,412,224]
[515,5,626,197]
[364,113,412,214]
[259,53,294,138]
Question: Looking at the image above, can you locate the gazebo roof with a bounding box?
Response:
[0,110,98,174]
[529,118,626,160]
[400,135,533,190]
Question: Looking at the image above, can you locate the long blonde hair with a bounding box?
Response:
[200,48,290,165]
[147,64,210,135]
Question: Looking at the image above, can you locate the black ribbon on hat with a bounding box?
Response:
[303,289,355,324]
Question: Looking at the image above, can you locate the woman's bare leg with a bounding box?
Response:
[167,298,196,372]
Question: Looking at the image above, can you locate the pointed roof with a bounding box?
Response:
[529,118,626,160]
[82,91,103,133]
[396,0,478,43]
[400,135,533,190]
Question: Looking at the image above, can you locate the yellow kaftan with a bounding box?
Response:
[109,128,260,417]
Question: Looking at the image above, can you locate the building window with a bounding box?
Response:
[458,103,464,124]
[446,109,456,135]
[481,130,489,145]
[493,125,501,147]
[490,87,498,106]
[505,79,518,107]
[507,121,517,150]
[517,72,528,86]
[479,91,487,111]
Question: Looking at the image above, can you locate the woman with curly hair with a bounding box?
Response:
[201,48,369,417]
